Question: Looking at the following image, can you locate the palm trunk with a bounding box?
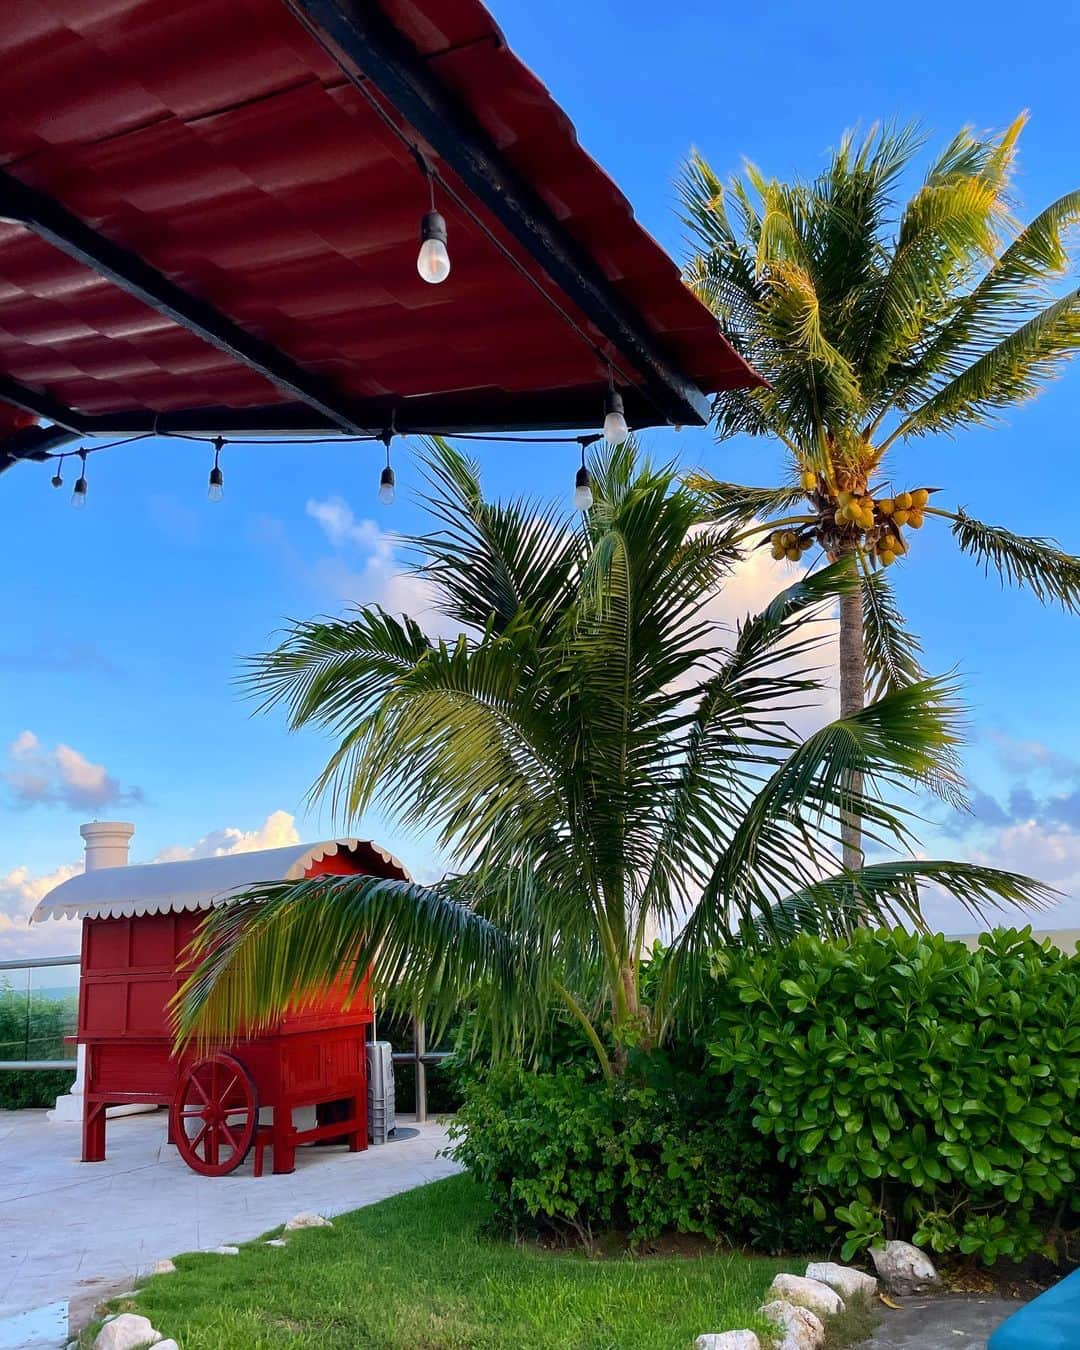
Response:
[838,579,865,872]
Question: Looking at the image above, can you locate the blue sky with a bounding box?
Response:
[5,0,1080,956]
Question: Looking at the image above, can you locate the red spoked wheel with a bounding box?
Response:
[170,1052,257,1176]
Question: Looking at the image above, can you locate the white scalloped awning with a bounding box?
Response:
[31,838,410,922]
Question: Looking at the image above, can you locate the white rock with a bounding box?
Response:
[151,1259,177,1275]
[210,1244,239,1255]
[265,1238,288,1247]
[870,1240,941,1295]
[805,1261,877,1301]
[284,1211,333,1230]
[695,1333,762,1350]
[766,1273,844,1318]
[758,1299,825,1350]
[93,1313,162,1350]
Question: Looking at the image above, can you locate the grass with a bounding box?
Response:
[87,1173,837,1350]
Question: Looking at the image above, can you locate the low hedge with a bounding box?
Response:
[449,929,1078,1267]
[448,1058,821,1250]
[704,927,1080,1264]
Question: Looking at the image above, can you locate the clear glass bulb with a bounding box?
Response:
[379,466,396,505]
[208,467,224,503]
[574,467,593,511]
[603,410,629,446]
[71,479,88,510]
[417,237,451,284]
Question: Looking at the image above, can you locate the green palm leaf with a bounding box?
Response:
[949,508,1080,610]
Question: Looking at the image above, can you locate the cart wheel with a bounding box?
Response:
[170,1052,257,1177]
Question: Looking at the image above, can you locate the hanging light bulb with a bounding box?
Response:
[603,388,629,446]
[417,210,450,284]
[207,437,224,502]
[71,450,88,510]
[378,431,396,505]
[573,444,594,511]
[50,455,65,489]
[416,160,450,283]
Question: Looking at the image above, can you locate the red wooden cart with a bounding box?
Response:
[33,834,408,1177]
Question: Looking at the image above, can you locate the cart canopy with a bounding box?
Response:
[31,837,408,922]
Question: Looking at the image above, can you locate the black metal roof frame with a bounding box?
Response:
[0,0,716,478]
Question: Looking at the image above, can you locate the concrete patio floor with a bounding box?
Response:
[0,1107,458,1334]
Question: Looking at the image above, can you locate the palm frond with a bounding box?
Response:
[682,474,807,528]
[902,290,1080,435]
[908,188,1080,388]
[174,870,547,1055]
[677,675,966,953]
[950,507,1080,610]
[755,858,1056,940]
[860,568,926,698]
[640,559,859,932]
[413,436,583,635]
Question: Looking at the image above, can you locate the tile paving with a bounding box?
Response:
[0,1107,458,1335]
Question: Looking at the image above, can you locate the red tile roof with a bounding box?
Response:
[0,0,757,450]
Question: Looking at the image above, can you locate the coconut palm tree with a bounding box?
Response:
[679,117,1080,868]
[175,442,1050,1076]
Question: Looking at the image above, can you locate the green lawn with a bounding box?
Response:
[97,1173,807,1349]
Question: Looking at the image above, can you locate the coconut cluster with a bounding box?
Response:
[793,474,932,567]
[770,528,813,561]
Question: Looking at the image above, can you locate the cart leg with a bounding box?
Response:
[347,1090,367,1153]
[272,1119,296,1175]
[82,1101,107,1162]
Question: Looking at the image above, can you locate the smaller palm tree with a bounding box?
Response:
[175,443,1050,1075]
[679,117,1080,864]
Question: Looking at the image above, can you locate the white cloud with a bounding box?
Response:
[303,496,459,636]
[915,816,1080,935]
[151,809,301,862]
[0,860,84,959]
[306,498,390,554]
[985,730,1079,780]
[2,731,143,811]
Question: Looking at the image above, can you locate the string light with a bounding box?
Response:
[71,449,88,510]
[34,429,628,508]
[573,443,593,511]
[417,168,450,285]
[378,430,396,505]
[207,436,224,502]
[603,368,629,446]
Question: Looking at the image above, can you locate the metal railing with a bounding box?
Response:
[389,1019,450,1121]
[0,953,80,1073]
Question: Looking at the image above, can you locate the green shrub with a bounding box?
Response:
[703,927,1080,1264]
[0,982,77,1109]
[448,1058,821,1250]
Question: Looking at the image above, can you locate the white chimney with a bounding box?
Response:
[80,821,135,871]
